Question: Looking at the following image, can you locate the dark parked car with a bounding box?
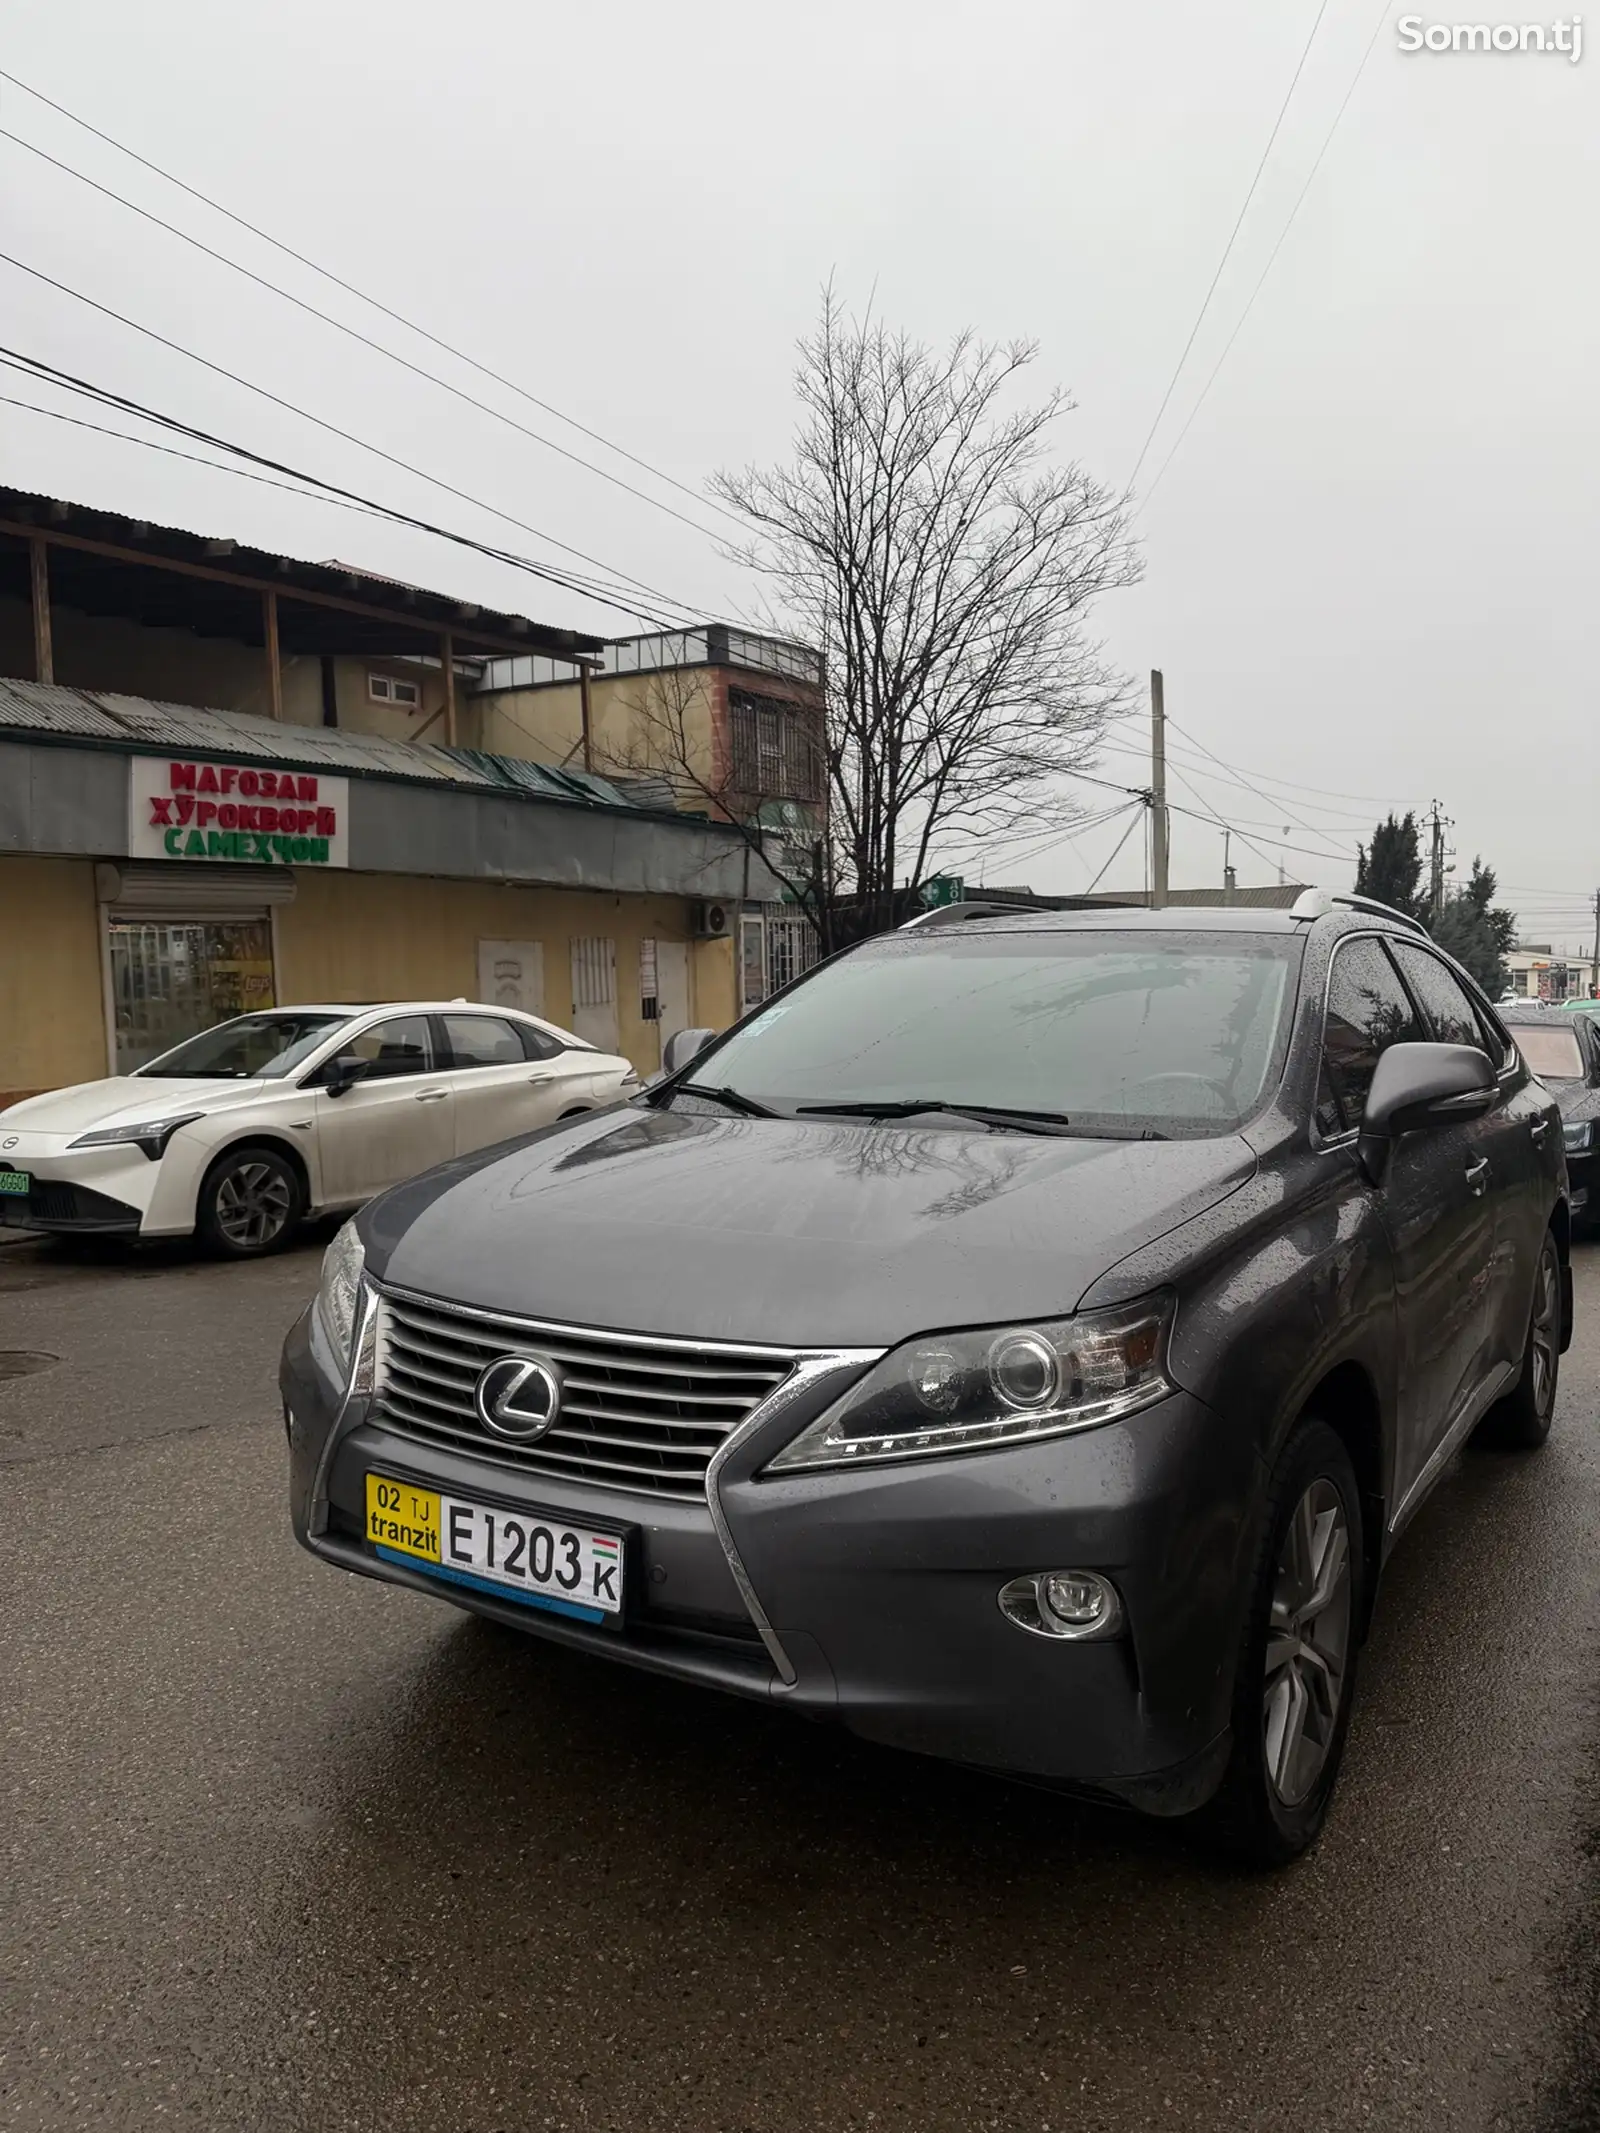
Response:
[1503,1005,1600,1227]
[283,892,1572,1865]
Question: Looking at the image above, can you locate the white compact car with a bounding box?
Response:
[0,1001,638,1257]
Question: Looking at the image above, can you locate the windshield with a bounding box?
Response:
[695,931,1302,1136]
[1514,1025,1585,1080]
[137,1012,349,1081]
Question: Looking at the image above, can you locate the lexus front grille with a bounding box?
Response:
[371,1289,800,1500]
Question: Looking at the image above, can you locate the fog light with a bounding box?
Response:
[1042,1571,1114,1628]
[997,1569,1123,1641]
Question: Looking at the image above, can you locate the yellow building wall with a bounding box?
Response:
[476,670,719,796]
[275,871,734,1074]
[0,856,107,1104]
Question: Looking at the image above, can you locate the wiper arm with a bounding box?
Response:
[673,1081,777,1119]
[795,1098,1081,1136]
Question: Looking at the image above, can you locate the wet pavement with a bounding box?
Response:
[3,1229,1599,2132]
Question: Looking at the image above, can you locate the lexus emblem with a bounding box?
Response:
[1,1137,15,1151]
[474,1355,563,1442]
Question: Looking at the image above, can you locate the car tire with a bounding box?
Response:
[1473,1228,1561,1451]
[195,1143,305,1259]
[1194,1418,1364,1869]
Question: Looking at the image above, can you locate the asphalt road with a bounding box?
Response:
[3,1229,1600,2133]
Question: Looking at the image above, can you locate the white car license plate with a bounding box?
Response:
[0,1169,30,1196]
[365,1473,623,1622]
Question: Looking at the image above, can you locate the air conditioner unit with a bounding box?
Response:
[692,900,733,940]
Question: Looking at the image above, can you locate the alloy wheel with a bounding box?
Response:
[1263,1478,1353,1808]
[214,1160,293,1251]
[1530,1245,1559,1419]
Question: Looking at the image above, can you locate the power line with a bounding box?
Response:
[0,124,736,549]
[1094,737,1376,828]
[1083,805,1148,893]
[1165,765,1350,870]
[0,65,749,534]
[0,348,696,627]
[1143,0,1391,504]
[0,260,713,625]
[1098,705,1412,808]
[1163,709,1362,852]
[1127,0,1332,489]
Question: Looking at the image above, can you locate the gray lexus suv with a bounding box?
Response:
[282,894,1572,1864]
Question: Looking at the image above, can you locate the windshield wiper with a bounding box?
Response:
[794,1098,1083,1136]
[673,1082,778,1119]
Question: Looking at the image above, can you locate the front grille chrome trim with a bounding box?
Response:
[371,1284,801,1503]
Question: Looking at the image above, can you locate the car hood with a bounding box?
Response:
[0,1076,267,1134]
[1546,1080,1600,1125]
[364,1107,1258,1348]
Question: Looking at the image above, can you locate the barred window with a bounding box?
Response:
[728,689,822,802]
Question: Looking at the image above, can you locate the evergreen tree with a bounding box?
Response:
[1354,813,1426,920]
[1431,858,1516,998]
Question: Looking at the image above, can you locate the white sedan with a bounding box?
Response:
[0,1001,638,1257]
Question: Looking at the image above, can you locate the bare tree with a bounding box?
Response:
[712,289,1142,941]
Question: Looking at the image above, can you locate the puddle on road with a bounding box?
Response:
[0,1351,57,1380]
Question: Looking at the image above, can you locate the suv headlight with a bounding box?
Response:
[312,1220,367,1386]
[768,1295,1175,1473]
[1564,1119,1594,1154]
[69,1113,203,1161]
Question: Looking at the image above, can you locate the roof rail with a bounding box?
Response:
[1289,888,1428,935]
[899,900,1019,932]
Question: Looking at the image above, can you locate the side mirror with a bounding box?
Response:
[1357,1041,1495,1183]
[321,1055,372,1099]
[662,1027,716,1078]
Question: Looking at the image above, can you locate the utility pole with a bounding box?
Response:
[1591,887,1600,998]
[1149,669,1169,909]
[1426,798,1452,923]
[1221,829,1236,905]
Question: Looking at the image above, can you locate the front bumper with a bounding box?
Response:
[0,1132,183,1236]
[283,1308,1261,1816]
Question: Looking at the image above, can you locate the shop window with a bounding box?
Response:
[109,919,277,1074]
[639,937,660,1023]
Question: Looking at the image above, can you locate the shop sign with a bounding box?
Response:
[128,757,350,868]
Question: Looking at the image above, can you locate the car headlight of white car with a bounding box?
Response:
[1564,1119,1594,1154]
[68,1113,204,1161]
[768,1294,1175,1472]
[312,1220,370,1389]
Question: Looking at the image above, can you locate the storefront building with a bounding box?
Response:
[0,693,767,1105]
[0,489,780,1106]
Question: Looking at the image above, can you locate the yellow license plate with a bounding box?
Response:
[365,1472,624,1621]
[366,1474,442,1562]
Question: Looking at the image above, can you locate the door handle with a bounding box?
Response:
[527,1072,554,1084]
[1529,1119,1549,1143]
[1465,1157,1490,1196]
[414,1089,449,1103]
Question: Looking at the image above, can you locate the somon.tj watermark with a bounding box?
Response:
[1397,14,1583,56]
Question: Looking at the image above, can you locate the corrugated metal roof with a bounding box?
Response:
[0,677,670,817]
[0,678,497,786]
[0,487,604,663]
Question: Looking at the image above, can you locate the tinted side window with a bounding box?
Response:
[517,1022,564,1063]
[443,1015,525,1069]
[1389,944,1484,1050]
[345,1015,434,1080]
[1321,939,1425,1132]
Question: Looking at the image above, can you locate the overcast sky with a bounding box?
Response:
[3,1,1596,952]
